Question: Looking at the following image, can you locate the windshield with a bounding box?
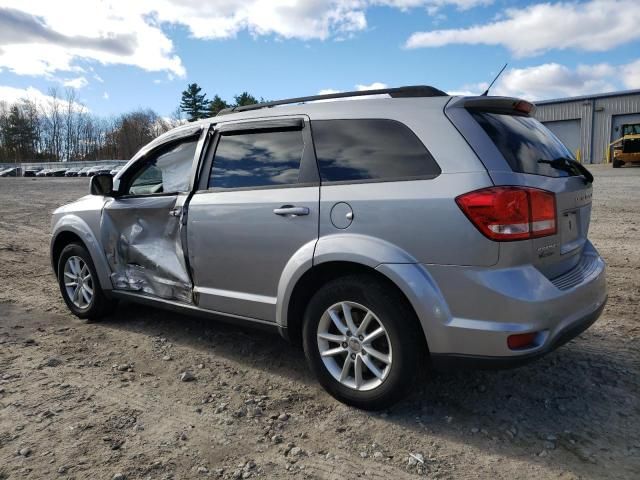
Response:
[622,124,640,135]
[471,111,578,177]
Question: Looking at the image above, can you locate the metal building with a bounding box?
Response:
[534,89,640,164]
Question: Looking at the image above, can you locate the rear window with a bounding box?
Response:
[471,112,578,177]
[311,119,440,182]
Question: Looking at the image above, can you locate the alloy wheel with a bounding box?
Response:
[317,301,392,391]
[63,256,94,310]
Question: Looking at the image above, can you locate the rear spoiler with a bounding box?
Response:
[446,96,536,116]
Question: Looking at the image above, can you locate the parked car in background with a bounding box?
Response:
[36,169,51,177]
[78,167,92,176]
[50,167,67,177]
[24,167,42,177]
[65,167,81,177]
[86,166,103,177]
[50,86,607,409]
[1,167,22,176]
[93,165,116,175]
[110,166,123,176]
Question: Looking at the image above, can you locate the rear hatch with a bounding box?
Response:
[446,96,594,279]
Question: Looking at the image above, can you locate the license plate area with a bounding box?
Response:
[560,211,580,253]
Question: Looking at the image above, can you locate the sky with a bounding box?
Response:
[0,0,639,117]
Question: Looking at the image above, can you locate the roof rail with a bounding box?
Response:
[217,85,448,115]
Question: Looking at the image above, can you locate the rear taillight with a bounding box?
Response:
[456,186,556,241]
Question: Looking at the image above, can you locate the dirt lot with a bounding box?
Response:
[1,166,639,480]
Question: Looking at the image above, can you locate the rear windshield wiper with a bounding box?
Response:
[538,157,594,184]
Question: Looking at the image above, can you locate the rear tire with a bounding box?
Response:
[613,159,624,168]
[302,274,424,410]
[57,243,115,320]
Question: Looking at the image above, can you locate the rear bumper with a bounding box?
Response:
[430,297,605,369]
[378,241,606,365]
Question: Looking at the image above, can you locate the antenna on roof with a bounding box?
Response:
[481,63,508,96]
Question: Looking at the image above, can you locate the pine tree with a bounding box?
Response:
[209,95,229,116]
[180,83,210,122]
[233,92,260,107]
[5,103,37,161]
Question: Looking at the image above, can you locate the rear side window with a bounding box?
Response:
[470,112,577,177]
[209,130,304,189]
[311,119,440,182]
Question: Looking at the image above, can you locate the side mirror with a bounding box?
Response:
[90,173,114,196]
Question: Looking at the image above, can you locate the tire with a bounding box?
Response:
[57,243,115,320]
[302,274,424,410]
[613,160,624,168]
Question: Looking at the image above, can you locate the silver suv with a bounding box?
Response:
[50,86,607,409]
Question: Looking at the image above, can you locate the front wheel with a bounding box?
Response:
[57,243,115,320]
[302,274,424,410]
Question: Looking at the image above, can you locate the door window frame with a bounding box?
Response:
[115,129,208,199]
[195,115,319,193]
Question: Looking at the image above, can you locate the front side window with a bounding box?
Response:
[311,119,440,182]
[208,129,304,189]
[126,140,197,195]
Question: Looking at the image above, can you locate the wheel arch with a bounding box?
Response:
[51,216,113,292]
[282,260,436,358]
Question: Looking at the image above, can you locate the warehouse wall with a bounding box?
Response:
[536,99,592,162]
[535,92,640,164]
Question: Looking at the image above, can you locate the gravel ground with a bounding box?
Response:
[0,166,639,480]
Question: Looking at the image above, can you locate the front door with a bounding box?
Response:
[187,116,319,321]
[101,135,201,302]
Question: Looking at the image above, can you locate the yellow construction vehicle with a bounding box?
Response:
[611,123,640,168]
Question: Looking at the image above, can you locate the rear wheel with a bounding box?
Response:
[613,159,624,168]
[57,243,115,320]
[302,274,424,410]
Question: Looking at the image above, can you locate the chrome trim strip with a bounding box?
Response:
[193,287,277,305]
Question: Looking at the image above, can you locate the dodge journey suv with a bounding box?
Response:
[50,86,607,409]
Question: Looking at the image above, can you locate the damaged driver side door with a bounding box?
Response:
[101,134,202,303]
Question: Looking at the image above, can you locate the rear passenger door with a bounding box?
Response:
[187,116,319,322]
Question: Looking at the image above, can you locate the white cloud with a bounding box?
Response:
[0,85,85,110]
[62,76,89,89]
[147,0,367,41]
[356,82,388,90]
[103,92,110,100]
[0,1,494,81]
[405,0,640,57]
[450,61,640,101]
[148,1,488,41]
[318,88,342,95]
[495,64,616,100]
[318,82,389,94]
[377,0,491,11]
[621,59,640,89]
[0,1,185,77]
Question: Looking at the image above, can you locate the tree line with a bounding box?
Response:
[0,84,264,162]
[179,83,263,121]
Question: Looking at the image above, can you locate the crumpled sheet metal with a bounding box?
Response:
[101,197,192,303]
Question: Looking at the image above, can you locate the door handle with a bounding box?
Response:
[169,207,182,217]
[273,205,310,216]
